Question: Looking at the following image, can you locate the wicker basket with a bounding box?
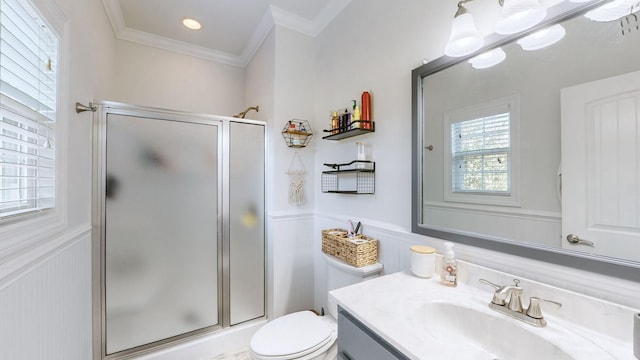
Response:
[321,228,378,268]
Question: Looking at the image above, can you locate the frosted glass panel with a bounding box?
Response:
[104,114,219,354]
[229,122,265,325]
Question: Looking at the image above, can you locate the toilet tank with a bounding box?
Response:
[323,252,383,318]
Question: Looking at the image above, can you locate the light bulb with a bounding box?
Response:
[517,24,566,51]
[445,12,484,57]
[468,47,506,69]
[182,18,202,30]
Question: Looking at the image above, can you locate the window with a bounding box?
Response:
[0,0,58,219]
[451,112,510,194]
[444,96,520,207]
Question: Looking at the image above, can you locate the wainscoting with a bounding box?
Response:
[0,228,92,360]
[313,213,640,313]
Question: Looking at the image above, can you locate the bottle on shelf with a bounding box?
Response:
[352,100,361,129]
[331,111,339,134]
[361,91,371,130]
[342,108,351,131]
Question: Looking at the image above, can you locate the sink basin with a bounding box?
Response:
[407,301,615,360]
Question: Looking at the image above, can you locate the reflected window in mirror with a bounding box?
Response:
[444,95,520,207]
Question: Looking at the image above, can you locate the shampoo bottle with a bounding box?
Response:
[440,242,458,287]
[352,100,361,128]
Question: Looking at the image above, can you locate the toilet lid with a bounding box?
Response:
[250,311,333,358]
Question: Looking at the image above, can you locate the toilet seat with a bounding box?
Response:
[250,311,337,360]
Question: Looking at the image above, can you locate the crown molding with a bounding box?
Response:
[101,0,351,68]
[270,5,315,37]
[102,0,126,36]
[118,26,244,67]
[240,7,276,67]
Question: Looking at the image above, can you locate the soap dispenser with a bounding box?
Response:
[440,242,458,287]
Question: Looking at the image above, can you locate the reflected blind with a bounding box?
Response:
[451,112,510,194]
[0,0,57,218]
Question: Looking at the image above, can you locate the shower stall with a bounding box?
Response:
[91,102,266,359]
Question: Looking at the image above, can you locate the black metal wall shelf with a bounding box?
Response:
[322,121,375,140]
[321,160,375,194]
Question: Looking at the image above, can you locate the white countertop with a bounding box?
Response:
[329,269,637,360]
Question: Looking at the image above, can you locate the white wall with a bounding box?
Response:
[245,24,317,319]
[313,0,452,229]
[269,26,317,318]
[113,40,245,115]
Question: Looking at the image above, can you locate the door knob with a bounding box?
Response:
[566,234,594,247]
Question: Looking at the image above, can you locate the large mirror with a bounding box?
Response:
[412,0,640,281]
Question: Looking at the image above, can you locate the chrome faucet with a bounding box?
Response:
[480,278,561,327]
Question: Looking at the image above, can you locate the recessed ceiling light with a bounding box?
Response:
[182,18,202,30]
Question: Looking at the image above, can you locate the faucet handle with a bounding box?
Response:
[479,279,507,305]
[526,297,563,319]
[479,278,500,290]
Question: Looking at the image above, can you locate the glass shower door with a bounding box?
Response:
[103,114,220,354]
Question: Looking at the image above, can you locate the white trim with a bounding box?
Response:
[315,211,414,237]
[101,0,126,37]
[101,0,351,68]
[118,27,244,67]
[270,5,315,37]
[423,200,561,221]
[240,9,276,67]
[0,224,91,290]
[269,210,315,221]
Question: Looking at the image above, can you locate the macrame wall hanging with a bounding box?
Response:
[286,151,306,206]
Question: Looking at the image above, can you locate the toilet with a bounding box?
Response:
[249,252,383,360]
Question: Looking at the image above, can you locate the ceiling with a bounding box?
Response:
[103,0,351,67]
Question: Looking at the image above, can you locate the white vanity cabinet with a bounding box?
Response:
[337,307,410,360]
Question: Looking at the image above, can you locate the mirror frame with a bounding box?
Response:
[411,0,640,282]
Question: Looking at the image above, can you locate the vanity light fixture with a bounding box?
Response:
[468,47,506,69]
[584,0,639,22]
[517,24,566,51]
[495,0,547,34]
[444,0,485,57]
[182,18,202,30]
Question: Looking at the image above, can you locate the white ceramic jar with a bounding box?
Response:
[409,245,436,278]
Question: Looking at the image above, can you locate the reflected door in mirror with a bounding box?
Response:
[561,70,640,262]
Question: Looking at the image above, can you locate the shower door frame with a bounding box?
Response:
[91,101,267,360]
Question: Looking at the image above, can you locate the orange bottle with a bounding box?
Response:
[361,91,371,129]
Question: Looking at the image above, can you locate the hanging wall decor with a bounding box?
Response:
[286,151,306,205]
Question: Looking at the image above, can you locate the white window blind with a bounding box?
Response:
[451,112,511,194]
[0,0,57,218]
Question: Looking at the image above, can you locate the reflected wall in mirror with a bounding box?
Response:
[412,0,640,279]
